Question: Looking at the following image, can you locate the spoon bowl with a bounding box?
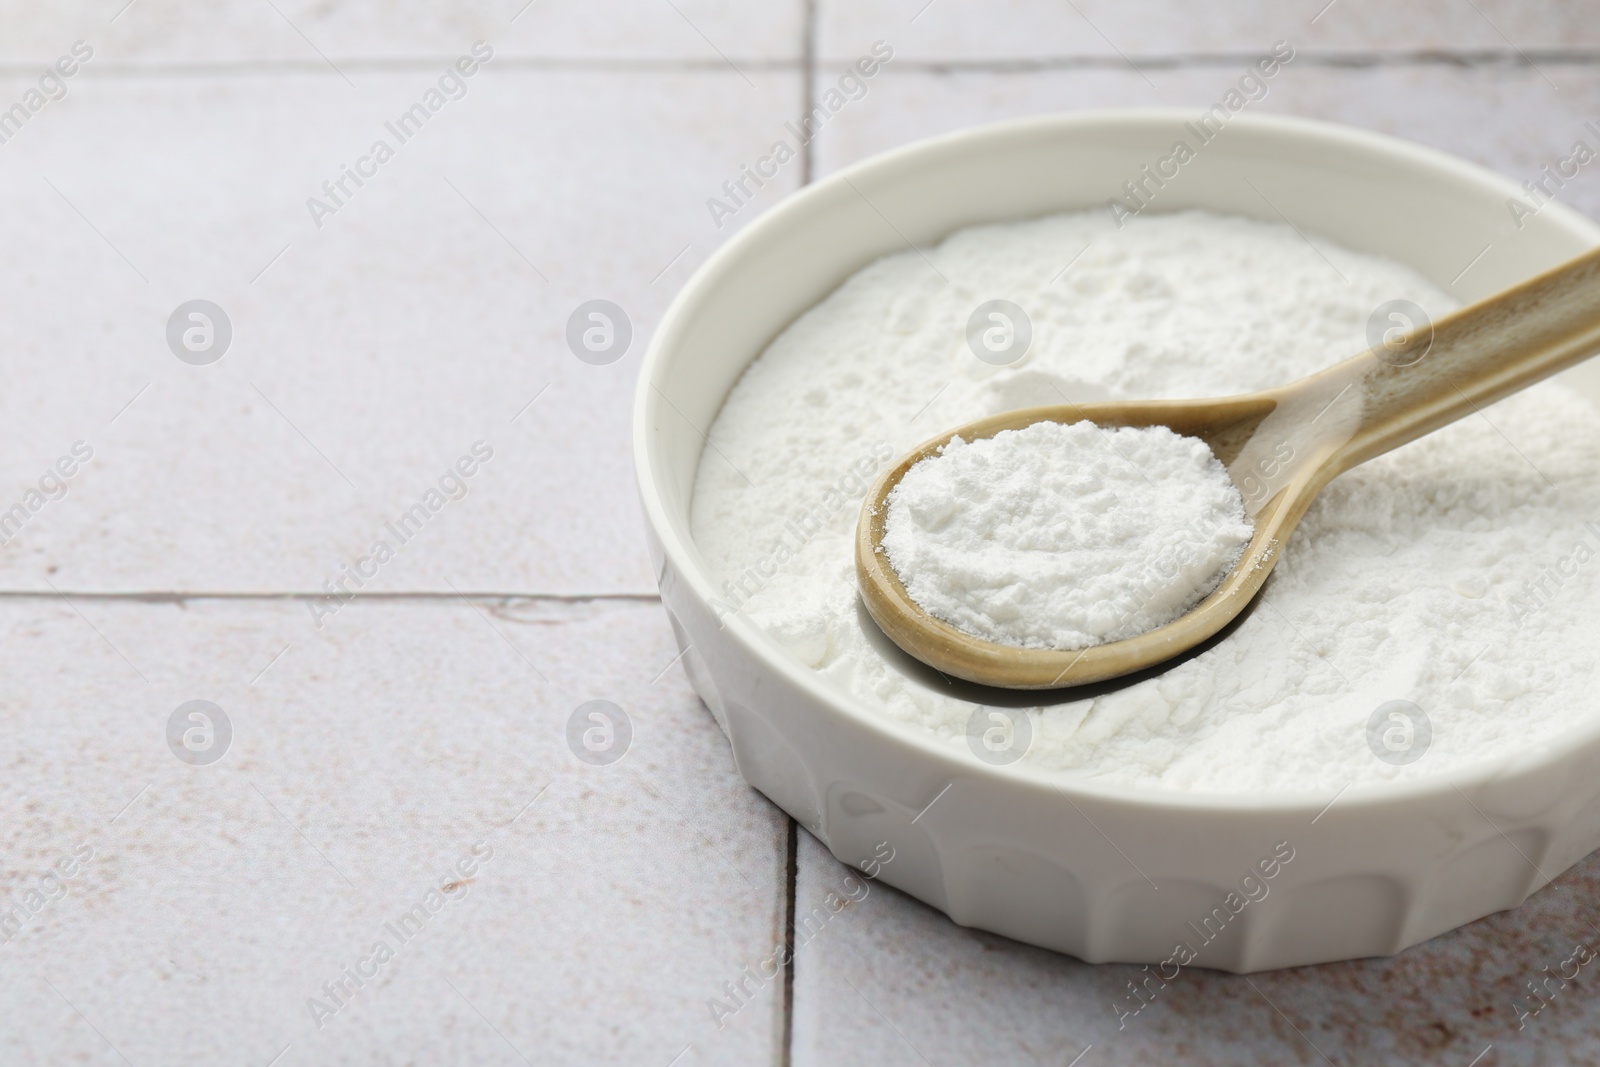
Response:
[858,242,1600,689]
[857,393,1299,689]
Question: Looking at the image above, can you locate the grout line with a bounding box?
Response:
[848,48,1600,71]
[0,590,661,604]
[780,818,799,1067]
[0,56,805,78]
[4,47,1600,81]
[800,0,818,187]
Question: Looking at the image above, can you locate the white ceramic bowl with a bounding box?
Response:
[633,110,1600,972]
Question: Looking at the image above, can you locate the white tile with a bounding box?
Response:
[0,596,786,1065]
[820,0,1600,62]
[791,828,1600,1066]
[811,63,1600,221]
[0,0,803,64]
[0,65,803,594]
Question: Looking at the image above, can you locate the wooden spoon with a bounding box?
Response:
[857,243,1600,690]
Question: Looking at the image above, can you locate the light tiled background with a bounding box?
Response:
[0,1,1596,1064]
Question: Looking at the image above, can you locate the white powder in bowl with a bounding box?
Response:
[689,209,1600,794]
[881,421,1252,649]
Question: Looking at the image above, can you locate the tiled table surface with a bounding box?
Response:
[1,1,1598,1063]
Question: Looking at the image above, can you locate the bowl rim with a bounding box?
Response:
[633,107,1600,815]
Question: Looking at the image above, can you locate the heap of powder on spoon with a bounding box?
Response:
[880,420,1253,650]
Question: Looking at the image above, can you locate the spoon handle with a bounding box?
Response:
[1296,243,1600,477]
